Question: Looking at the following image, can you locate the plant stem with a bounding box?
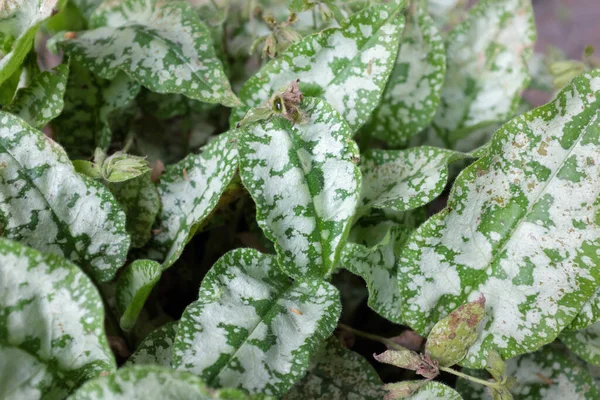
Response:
[439,366,503,389]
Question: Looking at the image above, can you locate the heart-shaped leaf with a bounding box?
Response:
[0,238,115,399]
[172,248,341,397]
[398,70,600,367]
[126,322,177,367]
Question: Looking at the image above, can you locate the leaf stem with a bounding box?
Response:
[438,366,503,389]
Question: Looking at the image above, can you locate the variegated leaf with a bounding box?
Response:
[68,365,251,400]
[359,147,463,214]
[570,289,600,330]
[126,322,177,367]
[56,0,239,107]
[388,380,462,400]
[233,4,403,131]
[398,70,600,368]
[0,0,59,85]
[284,337,385,400]
[5,62,68,129]
[0,238,115,399]
[116,259,162,332]
[70,0,103,21]
[110,173,160,248]
[341,223,411,324]
[52,62,140,159]
[561,322,600,366]
[426,0,465,31]
[149,131,238,269]
[0,111,130,282]
[456,345,600,399]
[366,2,446,146]
[238,98,361,280]
[432,0,536,146]
[172,248,341,397]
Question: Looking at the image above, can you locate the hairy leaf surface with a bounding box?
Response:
[0,111,130,282]
[0,238,115,399]
[172,248,341,397]
[238,98,361,280]
[398,70,600,367]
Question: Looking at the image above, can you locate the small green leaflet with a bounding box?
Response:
[366,2,446,146]
[398,70,600,368]
[561,322,600,366]
[4,62,69,129]
[341,223,410,324]
[233,4,403,131]
[570,289,600,330]
[116,259,162,332]
[0,0,59,85]
[149,131,238,269]
[110,173,160,248]
[172,248,341,397]
[0,238,115,399]
[238,98,361,280]
[0,111,130,283]
[56,0,239,107]
[359,147,463,214]
[52,62,140,159]
[283,337,384,400]
[432,0,536,146]
[126,322,177,368]
[456,345,600,399]
[68,365,251,400]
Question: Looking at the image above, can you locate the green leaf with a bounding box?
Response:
[233,4,404,131]
[359,147,463,214]
[366,2,446,146]
[569,289,600,330]
[386,380,462,400]
[149,131,238,269]
[73,159,102,179]
[56,0,239,107]
[70,0,102,22]
[0,0,59,86]
[172,248,341,397]
[52,62,140,159]
[425,296,486,367]
[561,322,600,366]
[116,259,162,332]
[432,0,536,146]
[238,98,361,280]
[456,345,600,400]
[126,322,177,367]
[0,238,115,399]
[110,173,160,248]
[341,223,411,324]
[398,70,600,368]
[68,365,251,400]
[4,62,69,128]
[0,111,130,282]
[284,337,385,400]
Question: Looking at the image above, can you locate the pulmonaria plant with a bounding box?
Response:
[1,0,600,399]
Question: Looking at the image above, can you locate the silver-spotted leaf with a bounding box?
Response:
[359,147,463,214]
[426,0,465,31]
[172,248,341,397]
[389,380,463,400]
[116,259,162,332]
[367,2,446,146]
[373,348,423,371]
[56,0,239,107]
[569,289,600,330]
[425,296,486,367]
[110,173,160,249]
[283,337,385,400]
[0,111,130,282]
[398,70,600,368]
[0,238,115,399]
[149,131,238,269]
[342,223,411,324]
[126,322,177,367]
[68,365,250,400]
[238,98,361,280]
[233,4,403,131]
[456,345,600,400]
[0,0,59,85]
[560,322,600,366]
[5,62,69,129]
[432,0,536,146]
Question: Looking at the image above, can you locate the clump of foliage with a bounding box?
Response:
[1,0,600,399]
